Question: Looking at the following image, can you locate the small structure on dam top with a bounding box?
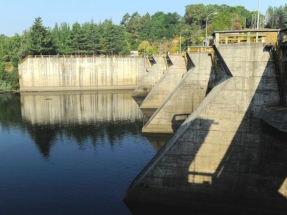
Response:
[125,29,287,214]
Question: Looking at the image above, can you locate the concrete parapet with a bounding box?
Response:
[124,44,287,213]
[139,55,187,117]
[142,52,213,133]
[132,56,167,101]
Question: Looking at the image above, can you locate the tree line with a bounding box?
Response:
[0,3,286,90]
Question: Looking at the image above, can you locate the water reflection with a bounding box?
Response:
[0,93,23,130]
[21,90,143,125]
[143,133,173,151]
[18,90,144,158]
[0,91,157,215]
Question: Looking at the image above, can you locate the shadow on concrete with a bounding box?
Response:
[171,113,190,132]
[131,95,146,107]
[143,133,173,152]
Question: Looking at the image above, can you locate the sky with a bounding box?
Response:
[0,0,286,36]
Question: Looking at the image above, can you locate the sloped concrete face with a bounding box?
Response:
[132,56,167,101]
[142,52,213,133]
[139,55,187,117]
[124,44,287,214]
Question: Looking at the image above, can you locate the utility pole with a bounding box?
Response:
[257,0,260,29]
[256,0,260,43]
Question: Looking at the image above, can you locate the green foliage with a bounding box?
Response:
[266,5,287,28]
[139,12,180,42]
[138,41,150,55]
[101,20,129,55]
[0,34,21,90]
[184,4,207,26]
[70,22,86,54]
[53,22,72,54]
[210,12,233,31]
[27,17,56,55]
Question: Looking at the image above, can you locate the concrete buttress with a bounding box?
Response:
[132,56,167,105]
[142,52,213,134]
[124,44,287,214]
[139,55,187,117]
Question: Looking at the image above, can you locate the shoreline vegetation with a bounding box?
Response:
[1,3,286,91]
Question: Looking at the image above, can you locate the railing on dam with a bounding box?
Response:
[19,54,146,64]
[211,29,280,46]
[187,46,213,53]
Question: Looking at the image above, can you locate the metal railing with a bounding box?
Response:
[18,54,148,64]
[188,46,214,53]
[212,29,280,46]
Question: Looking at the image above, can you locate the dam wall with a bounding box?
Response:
[18,56,147,92]
[124,43,287,214]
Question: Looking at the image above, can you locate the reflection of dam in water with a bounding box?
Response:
[21,90,144,125]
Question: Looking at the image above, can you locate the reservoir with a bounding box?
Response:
[0,90,162,215]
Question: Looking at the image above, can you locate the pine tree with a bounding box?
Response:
[27,17,55,55]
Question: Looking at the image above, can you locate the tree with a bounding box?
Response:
[138,40,149,55]
[58,22,72,54]
[184,4,206,26]
[27,17,55,55]
[120,13,130,27]
[100,19,129,55]
[275,6,287,28]
[82,21,101,55]
[70,22,86,54]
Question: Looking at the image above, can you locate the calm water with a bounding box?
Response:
[0,91,160,215]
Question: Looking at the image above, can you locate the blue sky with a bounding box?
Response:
[0,0,286,36]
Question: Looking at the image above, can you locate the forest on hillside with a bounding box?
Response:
[1,3,287,91]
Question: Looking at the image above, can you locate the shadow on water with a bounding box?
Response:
[142,133,173,152]
[124,46,287,214]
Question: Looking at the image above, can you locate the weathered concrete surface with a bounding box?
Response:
[124,44,287,214]
[139,55,187,117]
[19,56,147,92]
[261,106,287,132]
[132,56,167,102]
[260,32,287,131]
[142,52,213,133]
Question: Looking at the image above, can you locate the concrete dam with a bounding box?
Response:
[124,29,287,214]
[18,29,287,214]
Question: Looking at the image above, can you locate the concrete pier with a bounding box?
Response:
[132,56,167,104]
[142,51,213,133]
[139,55,187,117]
